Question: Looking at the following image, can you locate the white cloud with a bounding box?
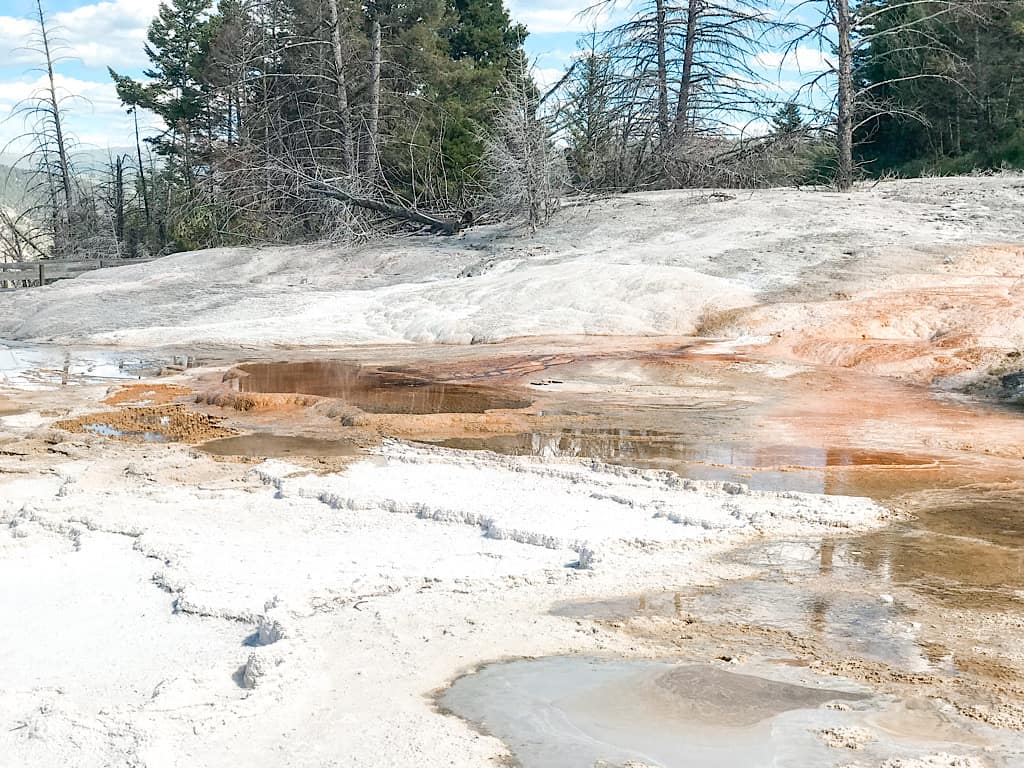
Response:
[0,74,122,112]
[508,1,612,34]
[0,15,35,65]
[755,47,833,73]
[0,0,161,70]
[717,74,806,95]
[0,74,141,154]
[0,1,165,153]
[532,66,565,91]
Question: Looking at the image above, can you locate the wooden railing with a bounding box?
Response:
[0,258,159,290]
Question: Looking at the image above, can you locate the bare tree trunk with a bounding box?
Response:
[328,0,356,178]
[364,14,382,178]
[132,109,152,234]
[655,0,670,144]
[953,95,962,154]
[35,0,73,229]
[114,155,125,248]
[307,181,459,234]
[206,103,216,195]
[835,0,855,191]
[234,87,244,140]
[181,122,196,191]
[673,0,700,142]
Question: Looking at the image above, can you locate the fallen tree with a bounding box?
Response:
[304,181,462,236]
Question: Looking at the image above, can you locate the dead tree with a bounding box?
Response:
[34,0,73,220]
[785,0,977,190]
[551,33,622,190]
[328,0,357,178]
[96,153,135,257]
[9,0,80,256]
[364,5,383,178]
[655,0,671,142]
[305,180,460,235]
[130,108,152,236]
[672,0,701,141]
[0,208,47,265]
[482,56,563,231]
[836,0,855,190]
[572,0,784,188]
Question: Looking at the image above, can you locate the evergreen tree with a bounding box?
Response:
[447,0,527,65]
[110,0,215,195]
[440,0,529,200]
[852,0,1024,174]
[563,39,620,190]
[771,103,804,135]
[103,0,540,243]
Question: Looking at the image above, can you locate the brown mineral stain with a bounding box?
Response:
[103,383,192,406]
[200,389,323,413]
[55,405,234,444]
[0,398,25,417]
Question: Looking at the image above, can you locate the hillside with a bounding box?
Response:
[0,164,36,211]
[0,176,1022,391]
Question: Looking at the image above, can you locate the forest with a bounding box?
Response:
[4,0,1024,261]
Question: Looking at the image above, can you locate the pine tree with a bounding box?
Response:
[110,0,215,195]
[447,0,527,65]
[563,36,619,190]
[851,0,1024,174]
[771,103,804,135]
[109,0,542,243]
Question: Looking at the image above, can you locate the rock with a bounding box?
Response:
[999,370,1024,399]
[816,726,875,750]
[239,652,266,689]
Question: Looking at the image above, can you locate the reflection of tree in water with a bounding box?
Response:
[447,429,777,470]
[444,420,1024,614]
[807,540,835,636]
[838,486,1024,609]
[819,540,835,576]
[234,361,530,414]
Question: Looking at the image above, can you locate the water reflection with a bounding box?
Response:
[427,424,1024,610]
[200,433,361,458]
[428,430,945,496]
[555,564,937,671]
[231,361,532,414]
[0,340,193,389]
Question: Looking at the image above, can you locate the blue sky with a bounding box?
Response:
[0,0,829,156]
[0,0,164,154]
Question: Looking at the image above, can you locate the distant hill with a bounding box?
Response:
[0,164,36,211]
[0,147,136,176]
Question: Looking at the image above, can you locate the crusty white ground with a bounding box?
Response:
[2,176,1022,767]
[1,177,1022,348]
[0,405,888,767]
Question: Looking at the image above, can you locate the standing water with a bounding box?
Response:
[440,657,1015,767]
[428,348,1024,765]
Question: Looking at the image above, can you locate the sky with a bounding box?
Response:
[0,0,829,158]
